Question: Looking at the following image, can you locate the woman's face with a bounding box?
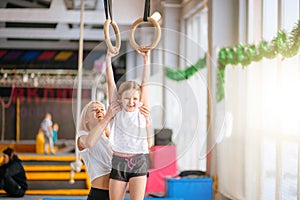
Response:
[2,154,9,164]
[86,102,106,129]
[120,89,140,112]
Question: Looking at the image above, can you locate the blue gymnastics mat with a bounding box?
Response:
[43,198,183,200]
[124,198,183,200]
[42,198,85,200]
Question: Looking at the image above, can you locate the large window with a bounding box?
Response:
[261,0,299,199]
[218,0,300,199]
[181,6,208,171]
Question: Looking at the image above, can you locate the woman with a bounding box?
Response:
[0,147,28,197]
[76,101,150,200]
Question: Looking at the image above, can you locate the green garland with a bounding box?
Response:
[165,56,206,81]
[165,20,300,102]
[217,20,300,101]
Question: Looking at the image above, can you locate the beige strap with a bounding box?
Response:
[129,17,161,51]
[104,19,121,53]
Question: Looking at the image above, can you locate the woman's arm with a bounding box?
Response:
[77,102,120,150]
[5,156,25,176]
[47,123,53,137]
[139,50,150,107]
[106,50,119,105]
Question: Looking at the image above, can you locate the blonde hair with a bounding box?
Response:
[118,81,141,97]
[79,101,104,131]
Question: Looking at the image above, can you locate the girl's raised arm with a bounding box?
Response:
[106,50,119,104]
[139,50,150,107]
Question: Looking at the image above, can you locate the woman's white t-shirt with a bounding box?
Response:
[109,108,148,154]
[76,130,112,182]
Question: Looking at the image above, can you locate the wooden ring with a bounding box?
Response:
[129,17,161,52]
[104,19,121,53]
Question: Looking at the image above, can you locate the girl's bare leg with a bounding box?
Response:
[128,176,147,200]
[109,179,127,200]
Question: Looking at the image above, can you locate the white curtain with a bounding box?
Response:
[148,68,207,172]
[217,53,300,200]
[166,69,208,172]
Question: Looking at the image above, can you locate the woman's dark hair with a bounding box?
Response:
[3,147,15,157]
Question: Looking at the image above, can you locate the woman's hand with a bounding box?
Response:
[139,104,149,117]
[105,101,121,122]
[139,105,151,126]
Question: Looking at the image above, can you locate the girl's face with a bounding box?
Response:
[86,103,106,129]
[120,89,140,112]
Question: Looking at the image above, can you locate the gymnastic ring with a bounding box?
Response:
[104,19,121,54]
[129,17,161,52]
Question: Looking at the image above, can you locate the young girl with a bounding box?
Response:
[77,101,150,200]
[52,123,59,144]
[106,49,151,200]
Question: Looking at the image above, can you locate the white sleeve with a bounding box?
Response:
[76,130,89,153]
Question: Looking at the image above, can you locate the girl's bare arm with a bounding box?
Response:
[106,50,119,104]
[139,50,150,107]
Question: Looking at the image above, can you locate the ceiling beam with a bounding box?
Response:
[0,0,144,25]
[5,0,47,8]
[0,40,101,50]
[0,26,130,40]
[0,27,105,40]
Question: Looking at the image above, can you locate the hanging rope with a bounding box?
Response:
[0,85,15,141]
[71,0,84,184]
[129,0,161,52]
[103,0,121,54]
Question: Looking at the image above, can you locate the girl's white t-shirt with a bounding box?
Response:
[109,108,148,154]
[76,130,112,182]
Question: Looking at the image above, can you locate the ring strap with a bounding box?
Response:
[143,0,150,22]
[103,0,120,53]
[104,0,113,22]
